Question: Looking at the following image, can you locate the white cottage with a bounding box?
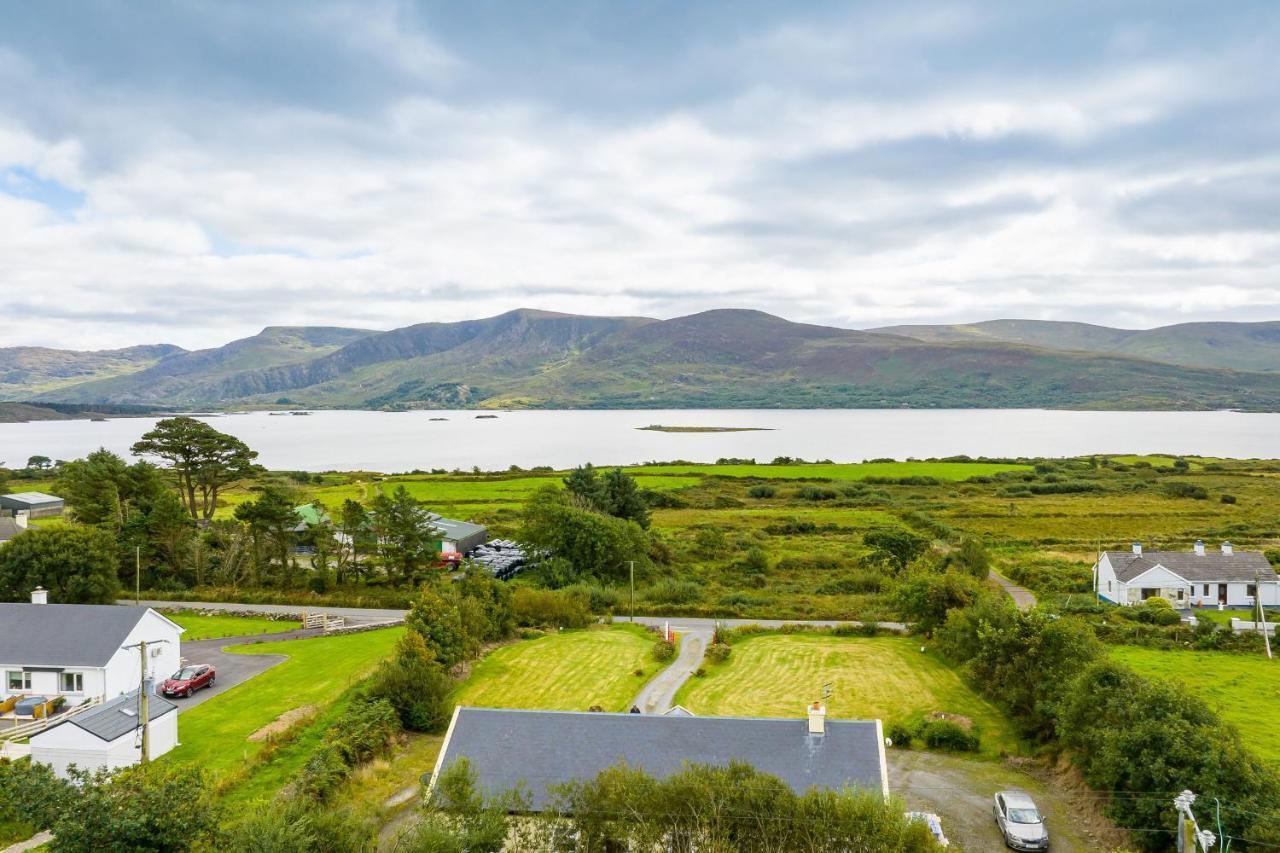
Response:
[1094,541,1280,609]
[28,688,179,778]
[0,592,184,706]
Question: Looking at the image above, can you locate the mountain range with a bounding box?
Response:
[5,310,1280,412]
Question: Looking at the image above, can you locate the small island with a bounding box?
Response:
[637,424,773,433]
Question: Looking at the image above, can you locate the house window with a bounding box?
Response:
[1203,584,1210,595]
[60,672,83,693]
[1248,584,1257,598]
[1107,581,1113,592]
[1177,589,1185,600]
[6,671,32,692]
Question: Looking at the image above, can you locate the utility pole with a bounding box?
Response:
[1256,570,1272,660]
[123,639,167,765]
[1173,790,1217,852]
[628,560,636,623]
[135,545,142,606]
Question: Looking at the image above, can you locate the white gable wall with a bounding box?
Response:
[30,709,179,779]
[103,610,183,699]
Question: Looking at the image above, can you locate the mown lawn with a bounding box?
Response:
[166,628,403,778]
[1111,646,1280,763]
[453,624,655,712]
[674,634,1021,757]
[167,610,300,640]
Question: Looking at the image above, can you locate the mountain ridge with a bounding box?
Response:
[14,310,1280,411]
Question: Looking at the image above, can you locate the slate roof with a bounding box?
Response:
[1106,550,1276,583]
[0,517,23,542]
[0,492,64,507]
[428,514,487,544]
[433,707,886,810]
[66,688,176,742]
[0,604,163,667]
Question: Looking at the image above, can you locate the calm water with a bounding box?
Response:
[2,409,1279,471]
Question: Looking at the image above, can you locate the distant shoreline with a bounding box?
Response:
[636,424,773,433]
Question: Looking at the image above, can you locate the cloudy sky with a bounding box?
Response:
[2,1,1278,349]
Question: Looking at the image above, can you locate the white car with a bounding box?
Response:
[993,791,1049,850]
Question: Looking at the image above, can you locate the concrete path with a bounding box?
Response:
[631,628,712,714]
[988,570,1037,611]
[2,831,52,853]
[123,599,408,625]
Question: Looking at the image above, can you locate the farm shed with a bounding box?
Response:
[0,491,64,518]
[29,688,178,778]
[430,704,888,810]
[428,513,487,555]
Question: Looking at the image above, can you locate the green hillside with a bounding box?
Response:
[0,343,183,398]
[875,319,1280,373]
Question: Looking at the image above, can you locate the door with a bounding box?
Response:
[1218,584,1228,604]
[1140,587,1158,600]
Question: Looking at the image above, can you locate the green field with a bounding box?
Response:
[620,461,1029,481]
[167,629,402,777]
[453,624,655,712]
[166,610,300,640]
[1111,646,1280,763]
[674,634,1021,757]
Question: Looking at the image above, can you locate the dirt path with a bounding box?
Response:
[989,570,1037,611]
[631,628,711,713]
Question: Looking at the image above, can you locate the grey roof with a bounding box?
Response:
[0,492,64,506]
[429,515,487,543]
[0,518,23,541]
[0,604,157,666]
[434,707,885,810]
[1107,550,1276,583]
[67,688,176,742]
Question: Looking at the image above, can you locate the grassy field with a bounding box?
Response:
[1111,646,1280,763]
[453,624,655,712]
[167,628,402,778]
[166,610,300,640]
[674,634,1021,757]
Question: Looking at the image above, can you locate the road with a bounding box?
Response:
[988,570,1038,611]
[125,599,407,625]
[630,628,711,714]
[627,615,909,632]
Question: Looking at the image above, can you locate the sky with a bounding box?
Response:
[2,1,1279,350]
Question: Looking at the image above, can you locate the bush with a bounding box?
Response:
[795,485,839,501]
[884,720,914,747]
[705,642,731,663]
[1163,482,1209,500]
[643,578,702,605]
[330,698,400,766]
[920,719,979,752]
[816,571,884,595]
[295,744,349,802]
[365,633,453,732]
[1220,494,1237,504]
[736,547,770,575]
[652,639,676,662]
[747,485,777,498]
[511,587,592,628]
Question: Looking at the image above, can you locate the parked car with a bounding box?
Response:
[993,791,1049,850]
[162,664,215,698]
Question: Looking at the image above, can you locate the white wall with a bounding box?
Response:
[103,610,183,699]
[29,710,179,779]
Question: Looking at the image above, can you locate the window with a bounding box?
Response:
[1107,581,1113,592]
[1177,589,1185,600]
[1248,584,1257,598]
[6,671,32,691]
[1203,584,1210,595]
[60,672,83,693]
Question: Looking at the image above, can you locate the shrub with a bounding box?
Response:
[643,578,702,605]
[652,639,676,662]
[816,571,884,595]
[295,744,348,802]
[737,547,770,575]
[1163,482,1209,500]
[884,720,915,747]
[1220,494,1237,504]
[330,698,400,766]
[795,485,839,501]
[920,720,979,752]
[365,633,453,732]
[705,642,731,663]
[512,587,592,628]
[693,667,707,678]
[747,485,777,499]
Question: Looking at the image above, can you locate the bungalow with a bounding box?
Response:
[28,687,179,778]
[1094,541,1280,609]
[0,491,64,519]
[429,703,888,811]
[0,592,184,707]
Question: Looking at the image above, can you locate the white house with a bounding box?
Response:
[1,591,184,707]
[1094,541,1280,609]
[29,688,179,778]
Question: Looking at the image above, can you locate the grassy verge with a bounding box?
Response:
[165,610,301,640]
[1111,646,1280,763]
[166,629,403,779]
[674,634,1021,757]
[452,624,655,712]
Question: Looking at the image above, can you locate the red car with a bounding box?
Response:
[162,664,216,698]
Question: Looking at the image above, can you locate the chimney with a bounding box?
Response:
[1194,540,1205,557]
[1132,542,1142,556]
[807,701,826,736]
[30,586,47,605]
[1222,541,1233,556]
[13,511,28,529]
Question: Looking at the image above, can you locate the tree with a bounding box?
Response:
[132,417,259,521]
[600,467,650,528]
[863,529,929,572]
[0,525,120,603]
[564,464,605,508]
[338,498,372,582]
[234,486,298,586]
[365,631,454,732]
[51,764,221,852]
[892,570,984,632]
[26,454,53,470]
[368,486,440,585]
[406,585,466,668]
[521,485,650,585]
[948,537,991,580]
[55,449,167,528]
